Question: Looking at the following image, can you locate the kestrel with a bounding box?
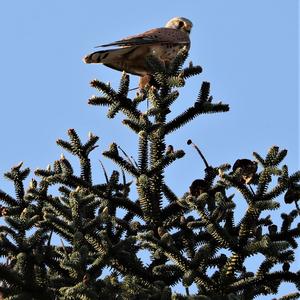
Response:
[83,17,192,87]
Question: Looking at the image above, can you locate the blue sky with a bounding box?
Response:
[0,0,299,298]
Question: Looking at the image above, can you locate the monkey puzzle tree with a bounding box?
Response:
[0,49,299,300]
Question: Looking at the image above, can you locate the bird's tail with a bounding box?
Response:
[83,48,131,64]
[83,50,109,64]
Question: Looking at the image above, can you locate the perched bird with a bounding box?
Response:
[83,17,192,87]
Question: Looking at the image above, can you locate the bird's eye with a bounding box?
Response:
[178,21,184,28]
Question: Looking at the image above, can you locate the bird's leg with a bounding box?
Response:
[138,75,154,111]
[129,75,153,92]
[164,60,170,72]
[139,74,153,89]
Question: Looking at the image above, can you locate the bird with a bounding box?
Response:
[83,17,192,88]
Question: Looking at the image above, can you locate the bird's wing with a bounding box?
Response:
[97,27,190,47]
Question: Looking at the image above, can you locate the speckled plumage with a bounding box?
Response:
[83,17,192,79]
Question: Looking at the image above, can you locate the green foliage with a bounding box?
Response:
[0,49,299,300]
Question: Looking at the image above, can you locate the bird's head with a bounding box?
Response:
[165,17,193,34]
